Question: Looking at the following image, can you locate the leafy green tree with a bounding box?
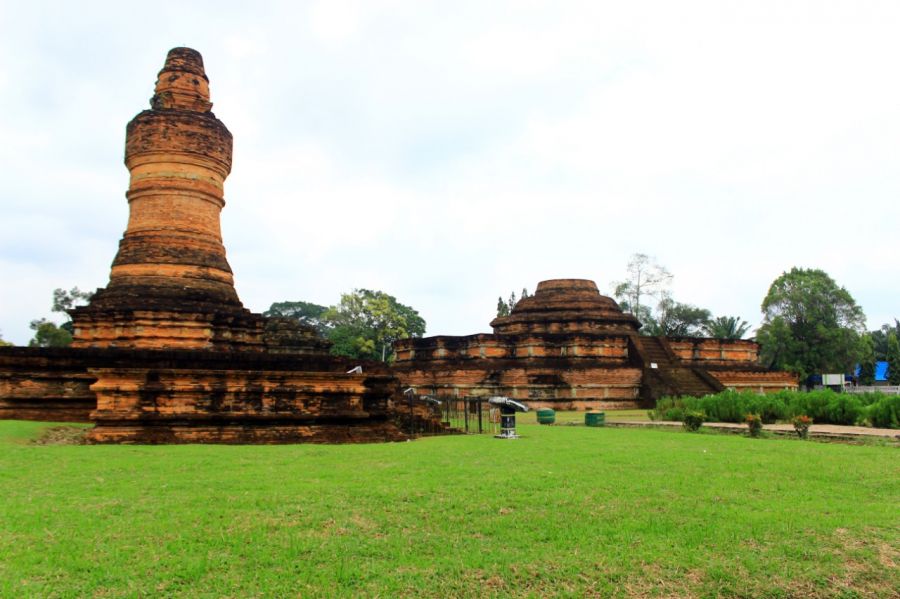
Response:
[642,296,710,337]
[323,289,426,362]
[0,330,12,347]
[27,287,93,347]
[614,253,672,327]
[703,316,752,339]
[52,287,93,334]
[886,333,900,385]
[264,301,329,336]
[871,319,900,361]
[756,268,866,382]
[28,319,73,347]
[857,333,877,386]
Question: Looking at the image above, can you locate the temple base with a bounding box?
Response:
[0,347,414,444]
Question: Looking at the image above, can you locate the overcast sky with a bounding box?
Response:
[0,1,898,345]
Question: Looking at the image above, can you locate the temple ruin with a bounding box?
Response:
[393,279,797,409]
[0,48,409,443]
[0,49,797,438]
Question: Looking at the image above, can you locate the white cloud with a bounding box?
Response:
[1,1,898,344]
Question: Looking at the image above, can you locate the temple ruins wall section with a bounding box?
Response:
[0,349,96,422]
[708,370,799,393]
[0,346,407,443]
[666,337,760,366]
[394,333,632,363]
[88,367,402,444]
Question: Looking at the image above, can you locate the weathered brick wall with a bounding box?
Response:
[88,367,404,444]
[490,279,640,335]
[709,370,799,393]
[667,338,760,365]
[0,350,95,422]
[70,47,267,352]
[72,309,267,351]
[395,361,642,410]
[0,346,413,444]
[395,333,632,362]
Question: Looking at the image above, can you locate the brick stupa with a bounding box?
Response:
[70,48,280,351]
[0,48,419,443]
[489,279,641,335]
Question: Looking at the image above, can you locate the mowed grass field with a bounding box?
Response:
[0,420,897,598]
[539,409,651,424]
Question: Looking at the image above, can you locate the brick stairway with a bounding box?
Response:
[638,336,723,399]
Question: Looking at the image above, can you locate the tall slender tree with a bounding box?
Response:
[496,297,510,317]
[495,288,529,317]
[871,319,900,361]
[886,333,900,385]
[858,333,877,386]
[613,253,672,328]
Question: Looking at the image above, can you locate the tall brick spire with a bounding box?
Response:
[71,48,264,350]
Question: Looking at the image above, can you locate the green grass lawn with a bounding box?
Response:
[535,409,651,424]
[0,420,897,597]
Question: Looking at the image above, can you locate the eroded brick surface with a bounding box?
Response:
[395,279,797,407]
[70,48,267,351]
[0,48,420,443]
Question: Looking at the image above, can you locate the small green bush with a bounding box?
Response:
[792,414,812,439]
[682,410,705,432]
[745,413,763,437]
[655,388,868,426]
[868,395,900,429]
[649,397,686,421]
[855,392,888,406]
[823,394,864,425]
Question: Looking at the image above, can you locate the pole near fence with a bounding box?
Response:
[477,400,483,434]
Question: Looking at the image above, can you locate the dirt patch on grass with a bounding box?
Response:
[30,425,89,445]
[821,529,900,598]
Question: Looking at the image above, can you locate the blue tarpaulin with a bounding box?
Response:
[854,361,889,382]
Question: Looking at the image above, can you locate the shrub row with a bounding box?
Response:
[651,389,900,428]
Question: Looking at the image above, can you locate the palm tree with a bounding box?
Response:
[703,316,751,339]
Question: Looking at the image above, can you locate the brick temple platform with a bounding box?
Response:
[394,279,797,410]
[0,48,414,444]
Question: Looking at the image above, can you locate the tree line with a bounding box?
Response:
[606,254,898,385]
[8,255,897,385]
[13,287,424,363]
[494,254,897,385]
[264,289,425,362]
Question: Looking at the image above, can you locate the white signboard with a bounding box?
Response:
[822,374,844,386]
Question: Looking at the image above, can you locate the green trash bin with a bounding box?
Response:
[585,411,605,427]
[536,408,556,425]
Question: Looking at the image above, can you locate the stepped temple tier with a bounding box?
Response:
[393,279,798,409]
[0,49,796,438]
[0,48,423,443]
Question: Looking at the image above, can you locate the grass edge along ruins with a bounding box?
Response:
[0,48,797,443]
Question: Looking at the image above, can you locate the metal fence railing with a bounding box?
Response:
[437,396,499,435]
[844,385,900,395]
[398,392,499,436]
